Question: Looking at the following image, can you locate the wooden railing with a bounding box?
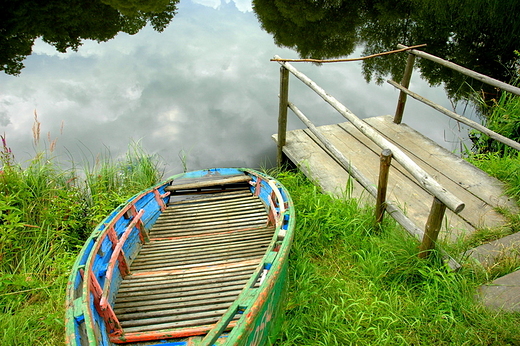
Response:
[389,44,520,151]
[274,56,463,263]
[274,46,520,264]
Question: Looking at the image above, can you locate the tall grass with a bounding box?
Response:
[274,170,520,345]
[471,79,520,156]
[467,76,520,230]
[464,74,520,253]
[0,137,163,345]
[82,142,164,224]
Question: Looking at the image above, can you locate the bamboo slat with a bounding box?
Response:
[115,282,246,307]
[112,185,274,337]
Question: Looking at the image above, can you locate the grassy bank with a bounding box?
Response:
[0,139,162,345]
[1,133,519,344]
[274,170,520,345]
[465,78,520,250]
[468,82,520,201]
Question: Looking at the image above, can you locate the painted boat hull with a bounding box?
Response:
[65,168,295,346]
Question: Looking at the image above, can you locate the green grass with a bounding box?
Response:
[468,82,520,203]
[468,151,520,204]
[0,137,163,345]
[471,82,520,156]
[274,170,520,345]
[1,133,520,345]
[465,78,520,246]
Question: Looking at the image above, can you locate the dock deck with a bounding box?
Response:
[274,115,518,243]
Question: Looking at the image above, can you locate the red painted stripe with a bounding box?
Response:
[109,321,237,344]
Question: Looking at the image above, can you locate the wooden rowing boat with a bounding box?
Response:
[65,168,295,345]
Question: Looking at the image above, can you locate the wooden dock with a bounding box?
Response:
[274,115,518,243]
[272,46,520,311]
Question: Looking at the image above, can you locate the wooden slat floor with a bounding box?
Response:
[113,187,273,335]
[274,115,518,242]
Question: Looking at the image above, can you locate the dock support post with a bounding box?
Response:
[375,149,393,228]
[277,66,290,167]
[419,197,447,258]
[394,53,416,124]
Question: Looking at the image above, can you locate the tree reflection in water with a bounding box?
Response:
[0,0,179,75]
[253,0,520,100]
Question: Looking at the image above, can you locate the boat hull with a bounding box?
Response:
[65,168,295,346]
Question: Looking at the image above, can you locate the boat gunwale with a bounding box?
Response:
[66,178,172,345]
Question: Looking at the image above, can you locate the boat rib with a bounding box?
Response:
[113,185,274,336]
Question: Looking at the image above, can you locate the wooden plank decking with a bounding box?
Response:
[274,115,518,243]
[113,187,273,337]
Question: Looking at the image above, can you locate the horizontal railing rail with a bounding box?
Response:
[273,55,466,265]
[391,44,520,152]
[396,44,520,96]
[387,80,520,151]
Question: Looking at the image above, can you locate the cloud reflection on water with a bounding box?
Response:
[0,0,472,176]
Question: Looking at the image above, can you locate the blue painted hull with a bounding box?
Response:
[65,168,295,346]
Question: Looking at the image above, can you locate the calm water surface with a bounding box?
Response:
[0,0,476,176]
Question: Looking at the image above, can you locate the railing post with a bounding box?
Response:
[375,149,392,228]
[394,52,416,124]
[277,66,290,167]
[418,197,447,258]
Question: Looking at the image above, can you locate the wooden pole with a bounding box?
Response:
[375,149,393,226]
[419,197,447,258]
[277,66,290,167]
[388,80,520,151]
[394,53,416,124]
[397,44,520,96]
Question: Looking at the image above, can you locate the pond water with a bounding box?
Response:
[0,0,482,176]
